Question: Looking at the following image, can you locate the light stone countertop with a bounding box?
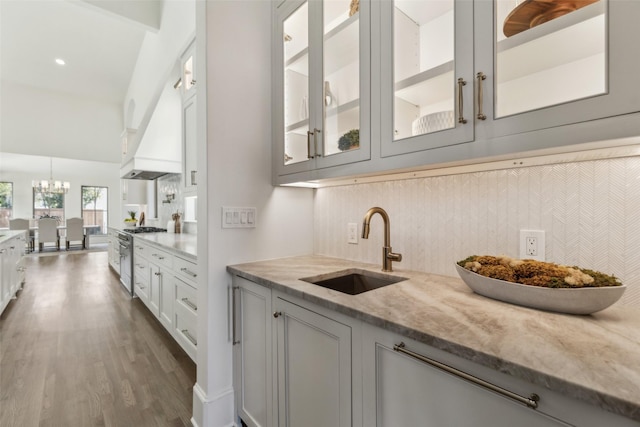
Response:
[132,233,197,260]
[227,255,640,422]
[0,230,27,245]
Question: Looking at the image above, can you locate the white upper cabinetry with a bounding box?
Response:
[273,0,371,179]
[274,0,640,185]
[180,40,196,100]
[180,39,197,193]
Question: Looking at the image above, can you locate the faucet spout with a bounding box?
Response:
[361,207,402,272]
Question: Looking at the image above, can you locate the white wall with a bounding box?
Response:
[0,153,121,229]
[1,81,122,163]
[194,1,314,425]
[314,156,640,310]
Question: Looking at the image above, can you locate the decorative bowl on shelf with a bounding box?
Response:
[503,0,600,38]
[411,110,454,136]
[454,263,626,315]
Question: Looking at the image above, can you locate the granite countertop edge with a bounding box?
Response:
[0,230,27,244]
[132,233,197,260]
[227,255,640,422]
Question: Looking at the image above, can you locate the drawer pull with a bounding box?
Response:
[182,329,197,346]
[181,297,198,311]
[273,311,282,318]
[476,72,487,121]
[393,342,539,409]
[180,267,197,278]
[232,286,240,345]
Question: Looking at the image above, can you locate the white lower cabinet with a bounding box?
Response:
[232,274,638,427]
[133,238,198,362]
[0,232,27,315]
[232,276,361,427]
[361,324,639,427]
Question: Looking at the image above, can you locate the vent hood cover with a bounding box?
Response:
[120,156,181,180]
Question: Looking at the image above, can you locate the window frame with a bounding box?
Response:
[81,185,108,235]
[0,181,13,228]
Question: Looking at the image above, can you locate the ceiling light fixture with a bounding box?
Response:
[55,58,66,66]
[32,158,70,194]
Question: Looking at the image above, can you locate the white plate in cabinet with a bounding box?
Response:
[175,276,197,315]
[174,302,197,361]
[174,256,198,288]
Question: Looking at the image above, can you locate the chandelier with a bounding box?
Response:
[32,158,70,194]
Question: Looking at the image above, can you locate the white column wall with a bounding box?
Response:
[193,2,314,426]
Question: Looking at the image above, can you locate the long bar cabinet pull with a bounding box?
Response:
[182,330,197,346]
[393,342,539,409]
[182,297,198,311]
[313,128,322,158]
[476,72,487,120]
[180,267,197,278]
[457,78,467,124]
[306,130,314,159]
[232,286,240,345]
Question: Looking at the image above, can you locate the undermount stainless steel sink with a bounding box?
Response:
[300,269,408,295]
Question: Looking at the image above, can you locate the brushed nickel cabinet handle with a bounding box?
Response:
[476,72,487,121]
[182,329,197,346]
[154,272,161,276]
[307,130,314,159]
[457,78,467,124]
[313,128,322,157]
[273,311,282,318]
[180,267,197,278]
[190,170,197,186]
[394,342,539,409]
[232,286,240,345]
[182,297,198,311]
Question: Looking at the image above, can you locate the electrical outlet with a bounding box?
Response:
[347,223,358,244]
[520,230,545,261]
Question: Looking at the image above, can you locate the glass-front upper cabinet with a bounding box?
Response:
[380,0,474,157]
[477,0,640,140]
[275,0,370,178]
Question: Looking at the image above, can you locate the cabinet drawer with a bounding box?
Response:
[174,256,198,287]
[134,257,149,280]
[174,305,197,360]
[175,277,198,315]
[148,247,173,269]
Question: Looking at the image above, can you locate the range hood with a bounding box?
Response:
[120,156,181,180]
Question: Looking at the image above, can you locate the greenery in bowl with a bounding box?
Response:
[338,129,360,151]
[457,255,622,289]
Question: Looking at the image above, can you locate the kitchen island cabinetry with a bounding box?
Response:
[232,276,361,427]
[107,228,120,272]
[132,234,198,362]
[0,231,27,315]
[228,256,640,425]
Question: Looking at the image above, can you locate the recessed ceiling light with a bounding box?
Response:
[55,58,66,66]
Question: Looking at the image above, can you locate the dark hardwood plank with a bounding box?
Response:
[0,252,195,427]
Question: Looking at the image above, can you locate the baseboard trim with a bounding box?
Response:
[192,383,236,427]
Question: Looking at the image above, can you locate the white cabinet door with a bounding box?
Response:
[182,94,197,192]
[273,0,371,180]
[274,295,352,427]
[475,0,640,141]
[380,0,475,157]
[159,267,173,331]
[233,277,274,427]
[149,263,161,317]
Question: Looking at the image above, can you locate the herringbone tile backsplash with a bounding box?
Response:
[314,157,640,308]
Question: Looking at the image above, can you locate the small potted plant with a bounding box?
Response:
[124,210,137,227]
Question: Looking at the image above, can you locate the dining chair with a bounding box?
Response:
[9,218,35,253]
[65,217,85,250]
[38,217,60,251]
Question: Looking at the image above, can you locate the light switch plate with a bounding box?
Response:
[222,207,257,228]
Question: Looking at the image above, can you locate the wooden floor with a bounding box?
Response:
[0,251,196,427]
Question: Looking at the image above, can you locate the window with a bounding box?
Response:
[33,189,65,223]
[0,182,13,228]
[82,186,108,235]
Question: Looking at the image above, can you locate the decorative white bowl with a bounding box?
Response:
[412,110,454,136]
[455,264,626,315]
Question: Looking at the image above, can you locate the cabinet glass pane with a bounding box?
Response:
[323,0,360,157]
[283,3,309,166]
[495,0,606,118]
[393,0,455,142]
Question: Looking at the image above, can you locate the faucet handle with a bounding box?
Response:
[387,252,402,262]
